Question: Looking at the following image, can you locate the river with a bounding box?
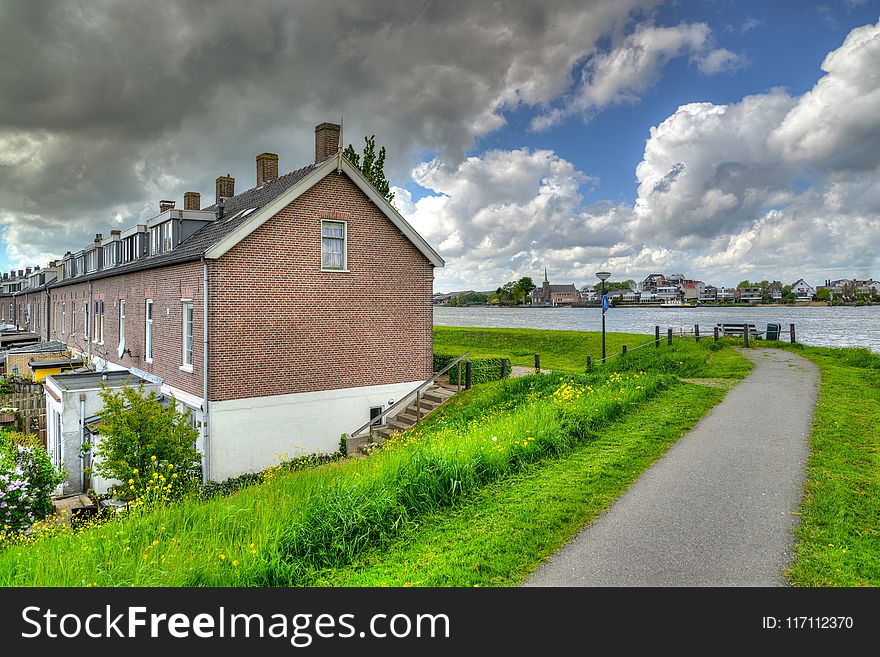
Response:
[433,305,880,352]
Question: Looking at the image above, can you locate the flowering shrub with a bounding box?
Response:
[0,430,64,536]
[91,384,201,503]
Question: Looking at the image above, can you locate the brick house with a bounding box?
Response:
[35,121,443,485]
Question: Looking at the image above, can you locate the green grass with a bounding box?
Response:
[303,382,726,586]
[779,345,880,586]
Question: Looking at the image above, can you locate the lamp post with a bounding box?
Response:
[596,271,611,361]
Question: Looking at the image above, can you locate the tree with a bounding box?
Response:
[736,280,752,290]
[91,384,201,501]
[343,135,395,204]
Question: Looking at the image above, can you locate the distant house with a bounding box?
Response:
[531,269,579,306]
[699,286,718,302]
[680,280,705,302]
[738,287,763,303]
[641,273,666,293]
[768,283,783,301]
[790,279,816,302]
[717,287,737,302]
[655,285,680,300]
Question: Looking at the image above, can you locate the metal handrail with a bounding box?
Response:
[348,351,471,440]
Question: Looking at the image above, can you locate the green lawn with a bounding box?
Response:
[304,382,727,586]
[777,345,880,586]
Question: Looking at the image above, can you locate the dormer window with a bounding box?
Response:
[150,221,173,255]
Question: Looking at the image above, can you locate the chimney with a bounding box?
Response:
[256,153,279,186]
[25,267,32,276]
[314,122,340,163]
[159,200,175,213]
[111,229,121,237]
[95,233,102,244]
[34,265,40,271]
[184,192,201,211]
[18,270,23,277]
[216,175,235,204]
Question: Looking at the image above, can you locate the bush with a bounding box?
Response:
[91,384,201,502]
[0,430,64,535]
[434,353,508,385]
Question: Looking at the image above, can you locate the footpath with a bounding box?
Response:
[524,348,819,586]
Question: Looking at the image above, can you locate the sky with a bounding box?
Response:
[1,1,878,293]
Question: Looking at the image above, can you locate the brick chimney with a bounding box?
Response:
[160,200,175,213]
[256,153,279,186]
[111,229,121,237]
[184,192,201,210]
[95,233,102,244]
[25,267,32,276]
[315,122,340,163]
[34,265,40,271]
[216,175,235,204]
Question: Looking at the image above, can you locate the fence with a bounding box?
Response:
[0,388,47,444]
[442,321,800,386]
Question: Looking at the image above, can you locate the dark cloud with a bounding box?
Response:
[0,0,649,267]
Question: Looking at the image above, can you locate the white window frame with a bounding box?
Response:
[181,300,193,371]
[84,302,89,339]
[61,301,66,335]
[162,222,173,252]
[320,219,348,271]
[150,226,161,255]
[118,300,125,348]
[145,299,154,362]
[93,300,104,344]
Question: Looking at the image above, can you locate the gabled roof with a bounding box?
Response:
[204,157,444,267]
[51,155,442,290]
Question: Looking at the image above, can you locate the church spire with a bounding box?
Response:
[544,267,548,283]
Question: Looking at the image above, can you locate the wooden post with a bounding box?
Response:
[534,354,541,372]
[622,344,627,356]
[667,327,673,346]
[713,326,719,342]
[465,361,472,390]
[501,358,508,379]
[743,322,750,347]
[790,323,796,343]
[655,325,660,347]
[586,355,592,371]
[694,324,700,343]
[416,390,422,421]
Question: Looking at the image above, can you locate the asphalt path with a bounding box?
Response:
[524,348,819,587]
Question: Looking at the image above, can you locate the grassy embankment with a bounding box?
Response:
[766,343,880,586]
[0,329,750,586]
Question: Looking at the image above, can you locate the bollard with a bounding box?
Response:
[667,327,673,346]
[714,326,719,342]
[743,322,750,347]
[694,324,700,343]
[790,323,796,343]
[534,354,541,372]
[465,361,472,390]
[586,355,592,371]
[655,325,660,347]
[622,344,627,356]
[501,358,508,379]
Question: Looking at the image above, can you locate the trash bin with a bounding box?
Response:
[766,323,781,341]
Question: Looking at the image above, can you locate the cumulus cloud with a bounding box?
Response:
[427,19,880,290]
[532,22,742,130]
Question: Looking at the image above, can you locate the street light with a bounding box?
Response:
[596,271,611,361]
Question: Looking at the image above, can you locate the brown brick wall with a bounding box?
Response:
[49,261,204,398]
[208,170,434,401]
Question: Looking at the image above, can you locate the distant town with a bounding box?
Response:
[434,270,880,307]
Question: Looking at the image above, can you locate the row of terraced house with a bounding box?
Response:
[0,122,444,493]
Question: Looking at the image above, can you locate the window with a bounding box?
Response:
[162,222,173,252]
[94,300,104,343]
[145,300,153,362]
[370,406,384,426]
[61,302,66,334]
[123,238,132,263]
[321,220,346,270]
[84,302,89,339]
[71,303,76,335]
[150,226,161,255]
[181,301,193,369]
[118,300,125,348]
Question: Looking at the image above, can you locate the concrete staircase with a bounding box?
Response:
[346,383,457,455]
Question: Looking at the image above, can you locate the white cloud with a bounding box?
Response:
[532,22,743,130]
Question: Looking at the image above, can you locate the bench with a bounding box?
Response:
[716,323,760,338]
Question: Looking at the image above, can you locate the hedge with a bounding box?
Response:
[433,353,509,385]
